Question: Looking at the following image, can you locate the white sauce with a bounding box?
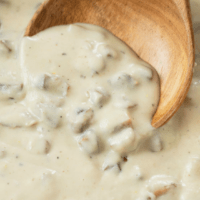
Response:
[0,0,200,199]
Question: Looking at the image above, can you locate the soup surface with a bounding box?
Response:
[0,0,200,200]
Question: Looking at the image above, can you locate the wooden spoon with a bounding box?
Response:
[25,0,194,128]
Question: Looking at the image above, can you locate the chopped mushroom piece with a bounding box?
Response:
[149,134,163,152]
[109,72,138,90]
[108,164,121,173]
[35,74,69,96]
[131,165,143,181]
[0,83,24,101]
[74,39,107,76]
[181,156,200,199]
[77,129,99,155]
[74,50,105,76]
[97,44,118,59]
[87,87,109,108]
[42,106,61,128]
[68,107,94,133]
[114,95,136,108]
[102,150,122,171]
[183,156,200,182]
[108,128,136,154]
[28,102,62,128]
[147,175,177,198]
[99,111,133,134]
[130,64,153,80]
[84,40,96,51]
[88,55,105,76]
[27,137,51,155]
[112,118,133,133]
[0,105,38,128]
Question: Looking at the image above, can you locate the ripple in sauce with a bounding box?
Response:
[0,0,200,199]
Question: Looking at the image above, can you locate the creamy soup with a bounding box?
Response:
[0,0,200,200]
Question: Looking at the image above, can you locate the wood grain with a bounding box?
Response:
[25,0,194,128]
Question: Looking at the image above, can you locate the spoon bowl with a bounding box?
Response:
[25,0,194,128]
